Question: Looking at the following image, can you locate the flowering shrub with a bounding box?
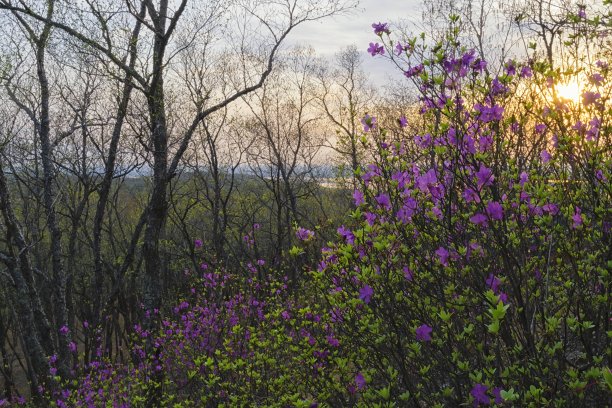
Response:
[310,12,611,406]
[44,243,357,406]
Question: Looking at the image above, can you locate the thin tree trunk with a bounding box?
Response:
[0,161,51,394]
[34,19,72,379]
[91,1,145,357]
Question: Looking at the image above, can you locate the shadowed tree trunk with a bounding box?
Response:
[0,158,51,396]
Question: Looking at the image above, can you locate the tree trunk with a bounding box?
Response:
[35,26,72,379]
[0,161,51,394]
[91,1,144,357]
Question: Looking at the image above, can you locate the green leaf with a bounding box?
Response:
[500,388,519,401]
[603,369,612,391]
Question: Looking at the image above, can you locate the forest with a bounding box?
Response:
[0,0,609,406]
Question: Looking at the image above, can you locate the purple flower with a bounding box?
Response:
[540,150,552,163]
[353,189,365,206]
[520,66,533,78]
[431,206,442,219]
[475,103,504,122]
[375,193,391,211]
[492,387,504,404]
[476,164,494,189]
[587,117,601,141]
[359,285,374,304]
[582,91,601,106]
[436,247,450,267]
[573,120,585,133]
[486,274,501,293]
[372,22,390,35]
[463,187,480,203]
[475,134,488,153]
[405,195,417,210]
[595,169,607,182]
[296,227,315,241]
[415,324,432,342]
[330,307,343,323]
[367,42,384,56]
[395,42,407,55]
[355,372,366,390]
[415,132,432,148]
[542,203,559,215]
[504,60,516,76]
[396,205,414,224]
[572,207,583,228]
[392,170,410,189]
[59,325,70,336]
[470,213,488,227]
[69,341,77,353]
[404,64,424,78]
[416,168,437,193]
[519,171,529,187]
[364,212,376,226]
[403,266,413,281]
[361,114,377,132]
[552,133,559,148]
[471,383,490,405]
[590,73,604,85]
[194,239,203,248]
[398,115,408,128]
[520,191,530,203]
[337,226,355,244]
[490,77,508,96]
[472,59,487,72]
[486,201,503,220]
[578,6,586,19]
[326,336,339,347]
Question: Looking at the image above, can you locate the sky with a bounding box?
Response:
[290,0,422,86]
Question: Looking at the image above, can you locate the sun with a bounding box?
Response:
[555,78,582,103]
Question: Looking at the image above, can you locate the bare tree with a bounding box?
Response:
[317,45,377,191]
[243,47,325,267]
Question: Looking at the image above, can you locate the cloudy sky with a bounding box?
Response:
[290,0,422,85]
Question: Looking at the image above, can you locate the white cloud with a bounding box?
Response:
[287,0,422,86]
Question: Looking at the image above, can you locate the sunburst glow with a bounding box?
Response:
[555,79,582,102]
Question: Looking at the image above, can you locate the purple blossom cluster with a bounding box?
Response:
[296,227,315,241]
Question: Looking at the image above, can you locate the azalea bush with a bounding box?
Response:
[41,226,356,407]
[310,12,611,408]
